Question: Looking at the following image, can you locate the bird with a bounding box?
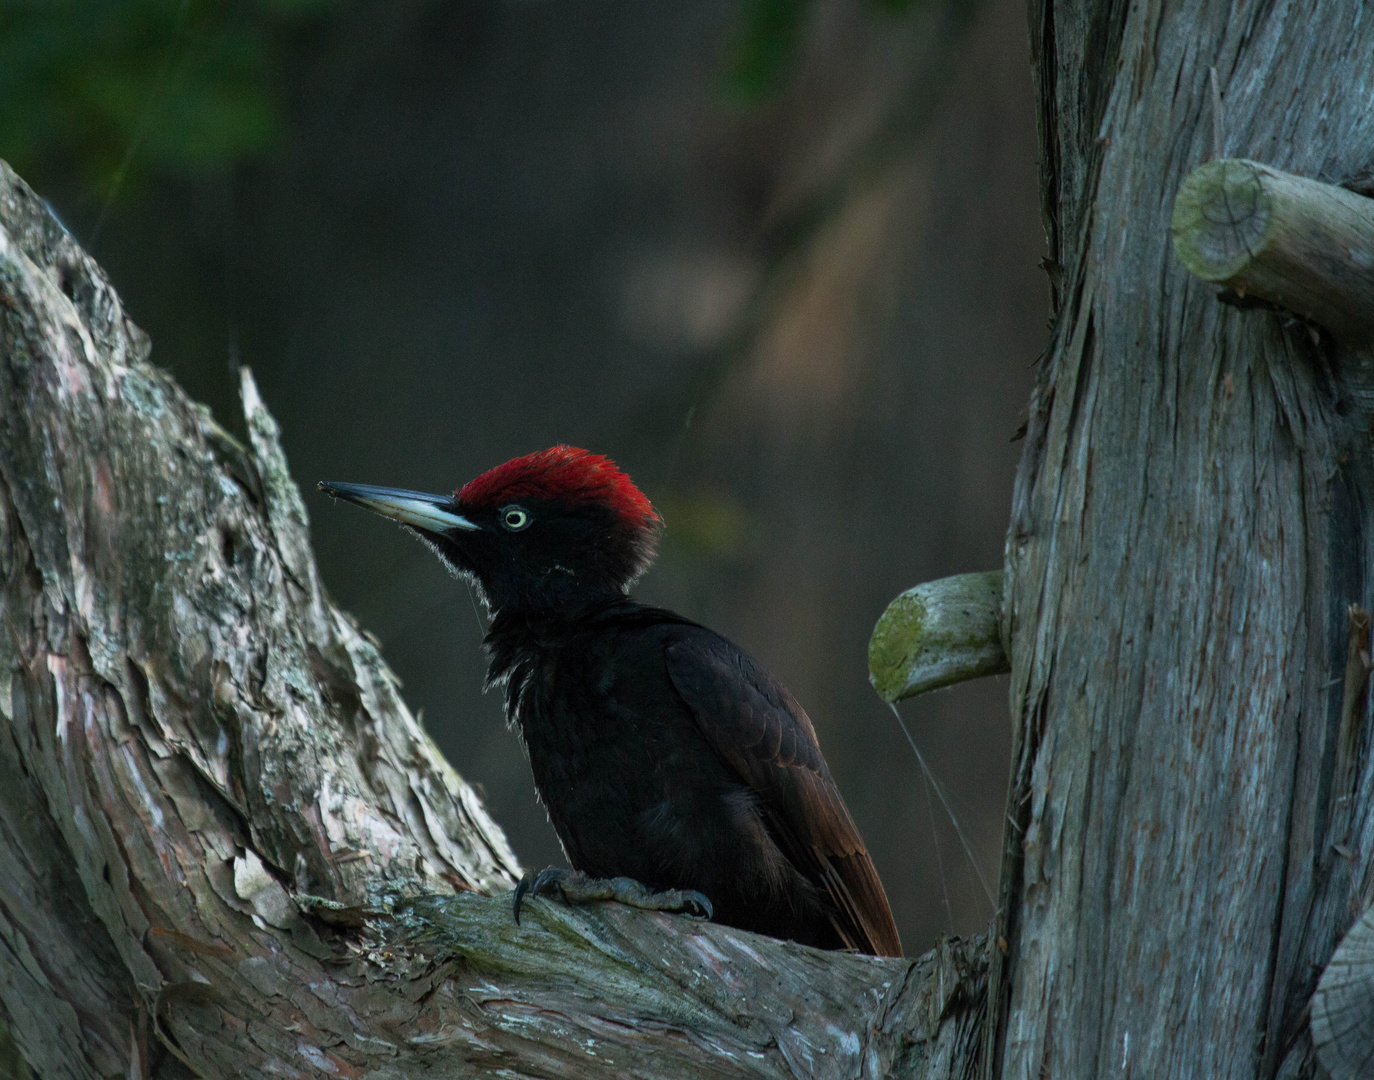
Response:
[319,445,902,957]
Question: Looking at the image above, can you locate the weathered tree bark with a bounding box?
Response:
[0,160,990,1079]
[985,4,1374,1079]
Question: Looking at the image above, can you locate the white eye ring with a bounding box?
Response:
[501,506,530,531]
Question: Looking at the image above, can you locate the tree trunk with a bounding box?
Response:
[0,161,987,1079]
[986,4,1374,1078]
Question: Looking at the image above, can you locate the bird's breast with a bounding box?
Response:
[512,646,742,884]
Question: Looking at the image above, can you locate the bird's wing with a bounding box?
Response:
[664,633,903,957]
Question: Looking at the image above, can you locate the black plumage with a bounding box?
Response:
[320,446,901,957]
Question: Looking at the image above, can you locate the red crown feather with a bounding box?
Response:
[458,446,659,527]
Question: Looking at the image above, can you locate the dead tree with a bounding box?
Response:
[4,0,1374,1074]
[871,6,1374,1078]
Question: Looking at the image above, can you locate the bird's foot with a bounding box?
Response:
[512,868,712,925]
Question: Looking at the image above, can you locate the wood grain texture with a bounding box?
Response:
[989,2,1374,1078]
[0,158,988,1079]
[1172,158,1374,350]
[1313,902,1374,1080]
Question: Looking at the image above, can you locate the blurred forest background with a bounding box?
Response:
[1,0,1046,954]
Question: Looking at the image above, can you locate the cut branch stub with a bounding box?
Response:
[868,571,1008,702]
[1171,158,1374,349]
[1312,903,1374,1080]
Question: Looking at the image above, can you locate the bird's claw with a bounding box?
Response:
[512,866,572,924]
[512,868,713,924]
[676,889,713,920]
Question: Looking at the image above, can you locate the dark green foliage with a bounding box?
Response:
[0,0,335,199]
[722,0,930,105]
[722,0,812,105]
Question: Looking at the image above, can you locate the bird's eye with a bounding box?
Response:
[501,506,530,531]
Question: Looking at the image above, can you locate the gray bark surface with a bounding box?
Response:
[0,160,987,1079]
[989,3,1374,1078]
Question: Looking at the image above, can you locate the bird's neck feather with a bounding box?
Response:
[481,594,637,703]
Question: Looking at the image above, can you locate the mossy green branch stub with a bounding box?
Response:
[868,571,1008,702]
